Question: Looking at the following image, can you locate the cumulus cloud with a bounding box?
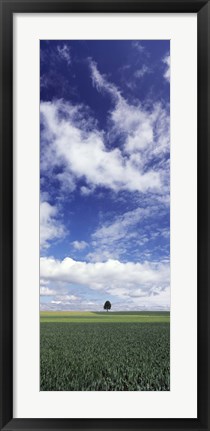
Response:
[40,61,170,197]
[111,100,169,162]
[40,99,161,194]
[40,256,170,300]
[40,200,66,249]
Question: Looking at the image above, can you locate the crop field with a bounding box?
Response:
[40,311,170,391]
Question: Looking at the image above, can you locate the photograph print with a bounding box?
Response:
[40,40,170,391]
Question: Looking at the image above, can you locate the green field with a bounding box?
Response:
[40,311,170,391]
[40,310,170,323]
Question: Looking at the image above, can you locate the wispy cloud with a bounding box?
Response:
[89,59,122,102]
[57,44,71,65]
[163,53,170,82]
[89,207,147,261]
[132,41,145,53]
[72,240,88,251]
[89,62,169,160]
[134,65,151,78]
[88,204,169,263]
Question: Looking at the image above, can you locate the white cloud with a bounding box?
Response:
[130,287,170,309]
[40,297,102,312]
[57,44,71,65]
[40,256,170,302]
[92,207,145,243]
[40,278,49,285]
[132,41,145,53]
[40,282,72,297]
[40,100,161,194]
[40,286,58,296]
[40,289,170,311]
[163,54,170,82]
[134,65,151,78]
[40,60,170,278]
[89,62,169,172]
[56,171,76,192]
[72,240,88,250]
[40,200,66,249]
[88,207,147,261]
[40,62,169,196]
[89,59,122,102]
[50,294,80,305]
[55,294,79,301]
[111,99,169,159]
[88,204,169,262]
[80,185,94,196]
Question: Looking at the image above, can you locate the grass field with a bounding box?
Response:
[40,311,170,391]
[40,310,170,323]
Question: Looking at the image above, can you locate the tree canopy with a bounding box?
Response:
[104,300,111,311]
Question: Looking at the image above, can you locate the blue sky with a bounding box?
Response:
[40,40,170,311]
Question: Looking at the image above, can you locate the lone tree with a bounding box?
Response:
[104,300,111,312]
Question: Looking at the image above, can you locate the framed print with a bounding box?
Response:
[39,37,171,393]
[0,0,209,430]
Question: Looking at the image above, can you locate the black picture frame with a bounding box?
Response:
[0,0,209,430]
